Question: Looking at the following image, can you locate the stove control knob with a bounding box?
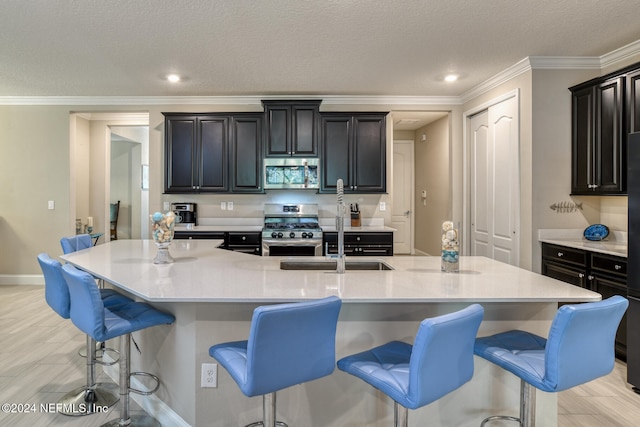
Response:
[301,232,308,238]
[289,232,296,239]
[306,232,313,238]
[277,232,284,238]
[271,232,278,239]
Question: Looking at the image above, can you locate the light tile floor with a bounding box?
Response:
[2,285,640,426]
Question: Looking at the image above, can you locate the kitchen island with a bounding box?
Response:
[61,240,600,427]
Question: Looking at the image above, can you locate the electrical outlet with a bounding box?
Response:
[201,363,217,388]
[48,200,55,210]
[227,202,234,210]
[163,202,170,211]
[221,202,226,210]
[379,202,386,211]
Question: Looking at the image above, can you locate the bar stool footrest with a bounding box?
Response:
[480,415,522,426]
[245,422,288,427]
[129,372,160,396]
[101,413,161,427]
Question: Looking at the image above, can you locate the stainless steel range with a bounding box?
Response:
[262,203,323,256]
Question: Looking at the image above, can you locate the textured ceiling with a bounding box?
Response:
[1,0,640,97]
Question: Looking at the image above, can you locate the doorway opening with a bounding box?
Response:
[391,111,450,255]
[69,112,149,242]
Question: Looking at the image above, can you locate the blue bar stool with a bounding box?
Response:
[62,263,175,427]
[337,304,484,427]
[37,253,131,416]
[60,234,93,254]
[209,296,342,427]
[474,295,628,427]
[61,235,122,360]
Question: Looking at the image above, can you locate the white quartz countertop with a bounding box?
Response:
[60,240,600,304]
[174,225,263,232]
[538,228,627,257]
[321,225,396,232]
[539,238,628,258]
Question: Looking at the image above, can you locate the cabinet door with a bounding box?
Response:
[165,116,197,193]
[571,86,594,194]
[231,115,263,193]
[264,101,319,157]
[353,115,386,192]
[592,275,628,358]
[320,115,352,192]
[628,69,640,134]
[265,104,290,156]
[291,104,318,156]
[594,77,625,193]
[198,117,229,192]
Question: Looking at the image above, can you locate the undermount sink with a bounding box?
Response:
[280,259,394,271]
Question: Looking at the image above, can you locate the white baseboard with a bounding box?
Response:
[0,274,44,285]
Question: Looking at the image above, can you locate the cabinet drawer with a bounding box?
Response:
[590,253,627,278]
[542,244,587,266]
[174,231,225,240]
[227,232,261,245]
[542,260,588,288]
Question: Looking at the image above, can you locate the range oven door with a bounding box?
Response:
[262,240,322,256]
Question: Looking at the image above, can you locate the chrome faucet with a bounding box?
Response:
[336,179,345,274]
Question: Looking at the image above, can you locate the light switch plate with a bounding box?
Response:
[379,202,386,211]
[221,202,226,210]
[48,200,55,210]
[163,202,170,211]
[227,202,233,210]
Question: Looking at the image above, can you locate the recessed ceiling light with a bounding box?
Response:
[444,74,458,83]
[167,74,181,83]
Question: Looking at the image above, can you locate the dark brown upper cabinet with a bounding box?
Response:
[319,113,387,193]
[164,114,229,193]
[163,113,263,194]
[571,76,625,195]
[263,100,321,157]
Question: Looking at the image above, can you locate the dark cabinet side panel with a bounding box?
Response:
[628,69,640,134]
[165,117,196,193]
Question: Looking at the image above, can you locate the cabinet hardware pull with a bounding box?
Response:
[588,275,594,280]
[579,273,584,278]
[558,252,564,257]
[615,264,622,270]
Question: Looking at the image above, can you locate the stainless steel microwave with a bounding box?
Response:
[263,158,319,189]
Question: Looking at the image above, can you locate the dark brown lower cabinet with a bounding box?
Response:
[541,242,627,359]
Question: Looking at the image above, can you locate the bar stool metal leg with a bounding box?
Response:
[393,402,408,427]
[244,392,288,427]
[101,334,160,427]
[58,335,119,416]
[480,380,536,426]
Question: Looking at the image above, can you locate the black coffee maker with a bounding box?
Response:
[171,203,197,227]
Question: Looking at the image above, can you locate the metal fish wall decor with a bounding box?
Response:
[549,201,583,213]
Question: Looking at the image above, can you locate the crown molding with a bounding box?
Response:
[0,94,462,107]
[460,57,533,104]
[600,38,640,69]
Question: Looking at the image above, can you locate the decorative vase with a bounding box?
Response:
[151,211,176,264]
[441,221,459,273]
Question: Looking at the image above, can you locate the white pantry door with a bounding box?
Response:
[469,95,519,265]
[392,140,414,254]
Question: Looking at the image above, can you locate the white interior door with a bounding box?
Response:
[392,140,414,254]
[469,94,519,265]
